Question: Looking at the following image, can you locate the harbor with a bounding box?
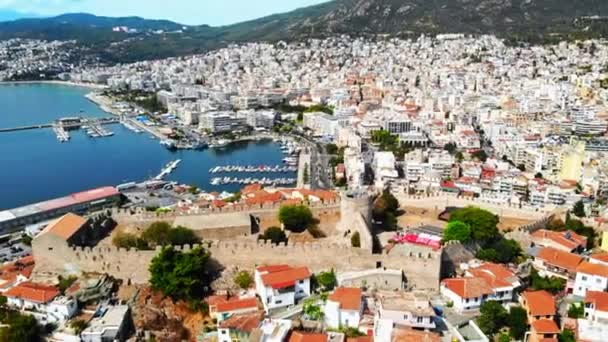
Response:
[209,165,297,174]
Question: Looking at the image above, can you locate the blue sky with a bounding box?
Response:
[0,0,330,25]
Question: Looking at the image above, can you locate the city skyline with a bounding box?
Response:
[0,0,330,25]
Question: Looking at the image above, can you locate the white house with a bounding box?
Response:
[375,291,436,329]
[254,265,311,313]
[574,261,608,297]
[324,287,362,329]
[465,263,521,303]
[3,281,77,324]
[584,291,608,323]
[81,305,131,342]
[440,277,493,312]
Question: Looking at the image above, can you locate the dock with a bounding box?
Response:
[52,125,70,142]
[154,160,182,181]
[209,165,298,174]
[0,116,119,142]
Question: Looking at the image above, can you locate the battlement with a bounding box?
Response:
[111,199,341,221]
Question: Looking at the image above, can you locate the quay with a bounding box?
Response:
[0,116,118,133]
[209,165,298,174]
[154,160,182,181]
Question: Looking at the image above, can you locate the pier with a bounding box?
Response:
[0,116,119,142]
[154,160,182,180]
[209,165,298,174]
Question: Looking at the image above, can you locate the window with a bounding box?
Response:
[275,300,282,304]
[417,317,423,323]
[299,280,304,284]
[582,276,588,281]
[465,299,469,303]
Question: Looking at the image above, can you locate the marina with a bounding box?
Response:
[52,125,70,142]
[209,165,297,174]
[210,177,296,186]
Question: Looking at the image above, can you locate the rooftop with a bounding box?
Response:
[260,266,311,290]
[39,213,87,240]
[3,282,60,304]
[441,277,493,299]
[522,290,556,317]
[537,247,583,272]
[328,287,362,311]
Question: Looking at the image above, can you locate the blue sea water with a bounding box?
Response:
[0,83,292,210]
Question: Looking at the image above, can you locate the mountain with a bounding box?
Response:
[1,1,608,62]
[221,0,608,41]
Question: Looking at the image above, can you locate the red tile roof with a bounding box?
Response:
[537,247,583,273]
[260,266,311,289]
[522,290,556,317]
[211,297,258,313]
[577,261,608,278]
[591,253,608,264]
[585,291,608,312]
[531,319,560,334]
[0,256,35,284]
[289,332,327,342]
[219,313,261,333]
[256,265,291,273]
[531,229,587,251]
[3,282,60,304]
[328,287,362,311]
[40,213,87,240]
[441,277,493,299]
[467,263,518,290]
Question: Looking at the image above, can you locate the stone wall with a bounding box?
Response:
[33,239,442,291]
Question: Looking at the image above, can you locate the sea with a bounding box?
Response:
[0,83,294,210]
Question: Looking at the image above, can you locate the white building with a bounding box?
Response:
[4,282,77,324]
[574,261,608,297]
[81,305,131,342]
[254,265,311,313]
[324,287,362,329]
[375,291,436,330]
[373,151,399,187]
[440,277,493,312]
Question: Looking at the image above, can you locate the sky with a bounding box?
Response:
[0,0,330,25]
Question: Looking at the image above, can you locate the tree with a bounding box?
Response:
[530,268,566,294]
[315,270,337,291]
[455,151,464,163]
[477,238,522,264]
[373,189,400,231]
[142,221,172,246]
[477,301,507,336]
[572,200,586,218]
[234,271,253,289]
[0,310,43,342]
[449,207,499,243]
[472,150,488,162]
[325,143,338,155]
[535,172,543,179]
[112,231,150,250]
[558,329,576,342]
[149,246,212,303]
[444,142,458,155]
[507,307,528,340]
[567,302,584,318]
[167,226,199,246]
[517,164,526,172]
[443,221,471,243]
[351,232,361,248]
[303,299,324,320]
[278,205,314,233]
[258,227,288,244]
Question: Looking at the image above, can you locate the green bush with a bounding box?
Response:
[278,205,314,232]
[234,271,253,289]
[258,227,288,244]
[443,221,471,243]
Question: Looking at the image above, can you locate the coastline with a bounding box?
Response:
[0,80,107,90]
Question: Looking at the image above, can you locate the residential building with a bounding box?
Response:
[4,282,77,324]
[531,229,587,253]
[529,319,559,342]
[465,263,521,302]
[324,287,363,329]
[533,247,583,281]
[519,290,556,323]
[375,291,436,329]
[574,261,608,297]
[81,305,132,342]
[254,265,311,313]
[208,295,259,321]
[440,277,493,312]
[584,290,608,323]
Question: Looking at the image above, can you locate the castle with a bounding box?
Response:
[32,193,443,291]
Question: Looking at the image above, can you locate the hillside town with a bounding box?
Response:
[1,33,608,342]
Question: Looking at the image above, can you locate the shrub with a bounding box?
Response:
[258,227,288,244]
[234,271,253,289]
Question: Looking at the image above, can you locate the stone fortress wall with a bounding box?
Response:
[34,238,441,291]
[33,193,442,291]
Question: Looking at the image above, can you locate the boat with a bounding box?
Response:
[160,140,177,151]
[211,139,230,149]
